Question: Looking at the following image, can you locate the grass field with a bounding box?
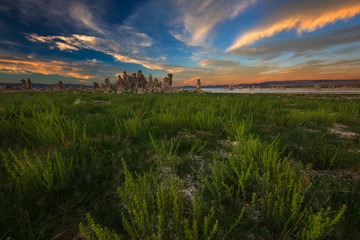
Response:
[0,92,359,240]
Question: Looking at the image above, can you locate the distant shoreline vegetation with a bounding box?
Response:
[2,79,360,89]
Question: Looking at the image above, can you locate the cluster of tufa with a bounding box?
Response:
[2,71,203,93]
[20,78,32,90]
[54,81,65,90]
[94,70,174,93]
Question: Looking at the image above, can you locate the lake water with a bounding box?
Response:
[201,88,360,94]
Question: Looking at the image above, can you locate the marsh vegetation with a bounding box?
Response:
[0,92,359,239]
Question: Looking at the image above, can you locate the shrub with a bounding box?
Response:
[1,149,73,193]
[118,160,218,239]
[202,129,345,239]
[79,213,122,240]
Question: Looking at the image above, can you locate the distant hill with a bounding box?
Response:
[177,79,360,88]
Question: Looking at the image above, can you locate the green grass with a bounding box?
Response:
[0,92,359,239]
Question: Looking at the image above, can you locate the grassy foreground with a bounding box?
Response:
[0,92,359,240]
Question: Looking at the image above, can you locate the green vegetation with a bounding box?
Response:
[0,92,359,239]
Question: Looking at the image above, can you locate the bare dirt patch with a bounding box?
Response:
[177,131,196,139]
[74,98,82,105]
[215,139,237,158]
[308,169,360,182]
[305,128,320,134]
[329,123,358,139]
[89,134,120,141]
[93,100,111,104]
[343,96,360,99]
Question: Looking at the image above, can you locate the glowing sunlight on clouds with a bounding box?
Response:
[227,3,360,51]
[0,57,99,80]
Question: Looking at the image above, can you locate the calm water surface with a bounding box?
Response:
[201,88,360,94]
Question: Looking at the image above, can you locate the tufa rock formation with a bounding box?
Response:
[196,78,201,91]
[12,70,175,93]
[229,83,234,90]
[93,82,100,90]
[104,78,112,91]
[68,84,76,90]
[20,78,32,90]
[54,81,65,90]
[162,73,173,91]
[100,70,175,93]
[20,79,26,89]
[27,78,32,89]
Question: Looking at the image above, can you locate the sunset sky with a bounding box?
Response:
[1,0,360,86]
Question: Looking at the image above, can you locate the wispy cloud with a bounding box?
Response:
[0,56,101,80]
[27,33,187,73]
[27,33,123,52]
[69,2,105,34]
[173,0,256,46]
[200,59,241,68]
[232,25,360,59]
[227,1,360,51]
[110,53,186,73]
[1,0,153,53]
[3,0,196,77]
[54,42,79,51]
[0,0,107,34]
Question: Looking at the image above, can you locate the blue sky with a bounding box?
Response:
[0,0,360,86]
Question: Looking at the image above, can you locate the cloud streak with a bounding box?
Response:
[69,2,105,34]
[232,25,360,59]
[173,0,256,46]
[27,33,188,73]
[0,56,101,80]
[110,53,187,73]
[227,1,360,51]
[0,0,104,34]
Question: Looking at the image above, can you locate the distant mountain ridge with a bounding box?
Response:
[178,79,360,88]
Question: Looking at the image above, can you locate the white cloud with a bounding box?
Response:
[27,33,186,73]
[173,0,256,46]
[55,42,79,51]
[69,2,105,34]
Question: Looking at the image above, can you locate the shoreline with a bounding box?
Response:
[2,88,360,95]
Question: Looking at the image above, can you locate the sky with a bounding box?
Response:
[0,0,360,86]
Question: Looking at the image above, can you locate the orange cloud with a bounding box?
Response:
[55,42,79,51]
[0,58,98,80]
[227,3,360,51]
[110,53,187,73]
